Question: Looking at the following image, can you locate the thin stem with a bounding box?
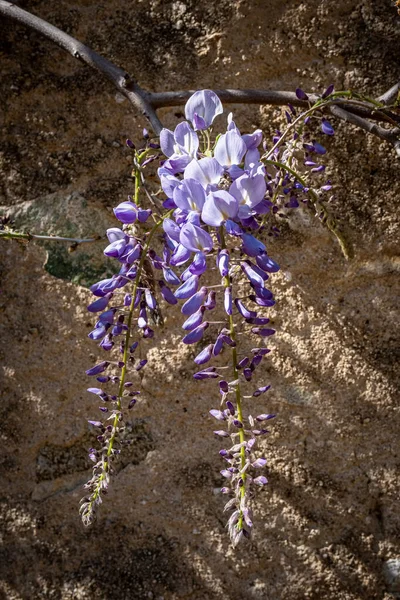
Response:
[85,208,173,513]
[219,227,246,530]
[0,230,99,244]
[263,158,352,259]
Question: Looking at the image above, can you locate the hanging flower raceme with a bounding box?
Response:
[81,84,335,544]
[158,89,282,545]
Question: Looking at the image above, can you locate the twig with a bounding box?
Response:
[1,0,400,151]
[0,230,100,243]
[329,105,400,155]
[0,0,163,134]
[377,82,400,106]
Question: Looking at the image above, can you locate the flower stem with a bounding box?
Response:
[220,227,246,530]
[263,158,352,259]
[85,209,173,515]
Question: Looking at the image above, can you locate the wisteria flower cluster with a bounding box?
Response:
[81,88,335,544]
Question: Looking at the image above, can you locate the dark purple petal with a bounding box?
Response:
[253,385,271,397]
[322,83,334,98]
[235,299,257,319]
[189,252,207,276]
[213,335,224,356]
[243,368,252,381]
[114,201,138,224]
[159,281,178,305]
[256,413,276,422]
[194,344,213,365]
[174,274,200,300]
[87,294,112,313]
[219,381,229,393]
[86,362,110,376]
[251,327,275,337]
[237,357,249,369]
[182,306,205,330]
[255,253,280,273]
[295,88,308,101]
[253,286,273,301]
[241,261,265,287]
[246,317,270,325]
[313,142,326,155]
[321,119,334,135]
[203,291,216,310]
[241,233,266,258]
[226,400,235,414]
[182,322,209,344]
[181,286,208,315]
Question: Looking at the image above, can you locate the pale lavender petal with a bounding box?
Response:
[214,130,247,167]
[184,158,223,188]
[229,172,266,212]
[164,154,192,173]
[173,178,206,212]
[174,122,199,156]
[163,218,181,243]
[253,476,268,486]
[202,190,239,227]
[160,173,180,197]
[106,227,126,243]
[252,457,267,468]
[160,128,175,157]
[242,129,263,150]
[224,286,232,315]
[244,148,261,170]
[170,243,192,266]
[184,89,223,130]
[179,222,213,253]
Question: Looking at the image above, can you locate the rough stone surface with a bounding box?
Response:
[0,1,400,599]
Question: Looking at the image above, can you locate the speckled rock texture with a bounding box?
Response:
[0,1,399,599]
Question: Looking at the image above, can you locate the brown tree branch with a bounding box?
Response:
[1,0,400,152]
[0,0,164,134]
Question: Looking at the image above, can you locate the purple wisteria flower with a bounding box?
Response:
[185,89,223,130]
[82,83,336,544]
